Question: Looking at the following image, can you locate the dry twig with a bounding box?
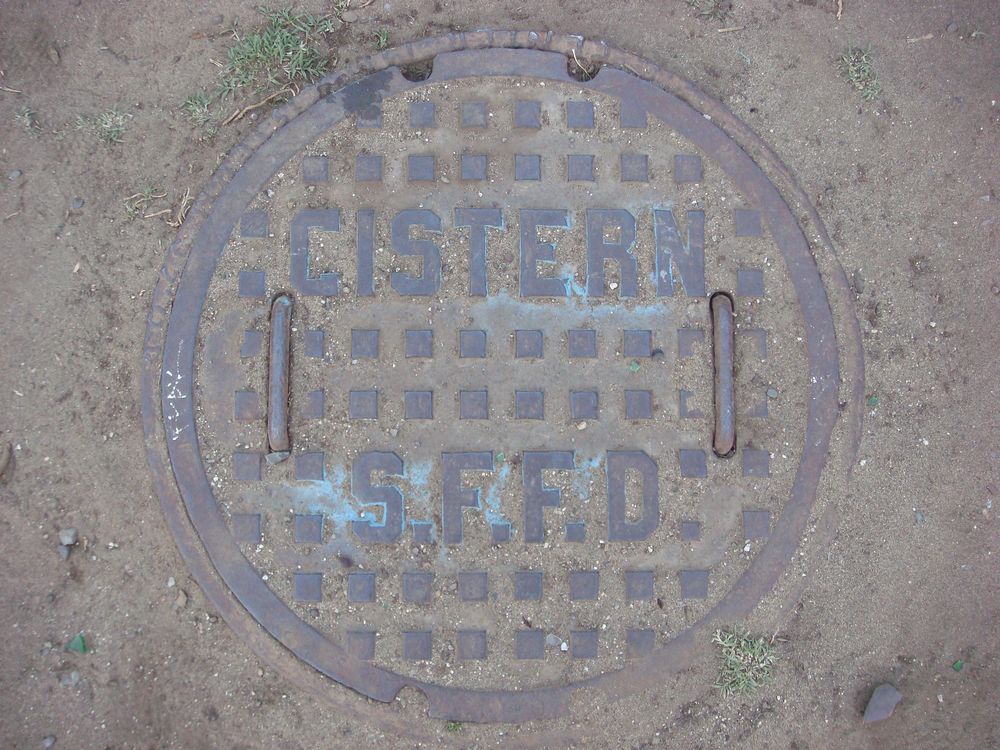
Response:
[222,87,294,126]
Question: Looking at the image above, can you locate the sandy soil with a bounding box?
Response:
[0,0,998,748]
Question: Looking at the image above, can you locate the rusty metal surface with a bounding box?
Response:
[711,292,736,458]
[141,31,863,730]
[266,294,292,455]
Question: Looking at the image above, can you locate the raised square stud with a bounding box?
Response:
[677,328,704,358]
[571,630,598,659]
[302,155,329,183]
[737,269,765,297]
[515,329,544,358]
[232,513,262,543]
[240,330,264,358]
[238,270,266,298]
[515,390,544,419]
[457,571,488,601]
[294,514,324,543]
[674,153,703,183]
[293,572,323,602]
[679,449,708,478]
[459,390,488,420]
[680,520,701,541]
[402,631,432,660]
[743,510,771,540]
[679,389,703,419]
[408,154,435,182]
[566,100,595,128]
[304,329,324,358]
[679,569,709,599]
[357,103,381,128]
[346,630,376,660]
[620,153,649,182]
[460,154,488,181]
[567,329,597,358]
[240,211,269,238]
[457,630,487,660]
[234,391,264,421]
[232,452,262,481]
[625,570,654,600]
[514,154,541,181]
[625,390,653,419]
[567,154,595,181]
[411,522,433,543]
[623,329,652,357]
[734,208,762,236]
[627,629,655,657]
[461,101,488,128]
[569,570,599,600]
[515,630,545,659]
[742,449,770,477]
[565,521,586,542]
[405,329,433,358]
[459,329,487,358]
[491,522,511,543]
[295,452,325,481]
[404,390,433,419]
[402,572,434,604]
[347,571,375,602]
[351,329,379,358]
[570,390,599,420]
[355,153,383,182]
[348,390,378,420]
[514,570,542,600]
[409,100,435,128]
[514,100,542,128]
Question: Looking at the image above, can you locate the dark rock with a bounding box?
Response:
[851,268,865,294]
[58,528,78,546]
[863,683,903,722]
[57,544,70,560]
[946,22,959,33]
[71,197,84,209]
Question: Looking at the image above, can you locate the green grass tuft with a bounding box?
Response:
[374,27,390,50]
[76,109,129,144]
[840,46,881,100]
[712,626,776,697]
[15,106,41,135]
[218,6,339,98]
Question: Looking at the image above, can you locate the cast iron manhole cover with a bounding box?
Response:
[142,31,860,725]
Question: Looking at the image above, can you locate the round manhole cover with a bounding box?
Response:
[142,31,861,726]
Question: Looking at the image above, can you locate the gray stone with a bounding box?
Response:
[863,683,903,722]
[58,528,77,546]
[59,670,80,687]
[946,22,959,33]
[851,268,865,294]
[42,737,56,749]
[7,170,22,180]
[342,10,359,22]
[57,544,70,560]
[71,198,84,209]
[545,633,561,647]
[766,388,779,399]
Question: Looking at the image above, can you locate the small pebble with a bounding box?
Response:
[914,510,926,525]
[42,737,56,749]
[545,633,561,647]
[58,528,78,546]
[863,683,903,722]
[980,195,991,202]
[559,641,568,652]
[211,14,224,24]
[8,170,22,180]
[175,589,188,609]
[577,421,587,430]
[342,10,359,22]
[71,197,84,209]
[57,545,70,560]
[946,21,959,33]
[766,388,779,399]
[59,670,80,687]
[167,576,176,588]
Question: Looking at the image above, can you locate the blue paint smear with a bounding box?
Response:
[573,454,604,503]
[481,461,514,528]
[277,463,361,531]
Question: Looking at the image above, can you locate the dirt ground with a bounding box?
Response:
[1,0,998,748]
